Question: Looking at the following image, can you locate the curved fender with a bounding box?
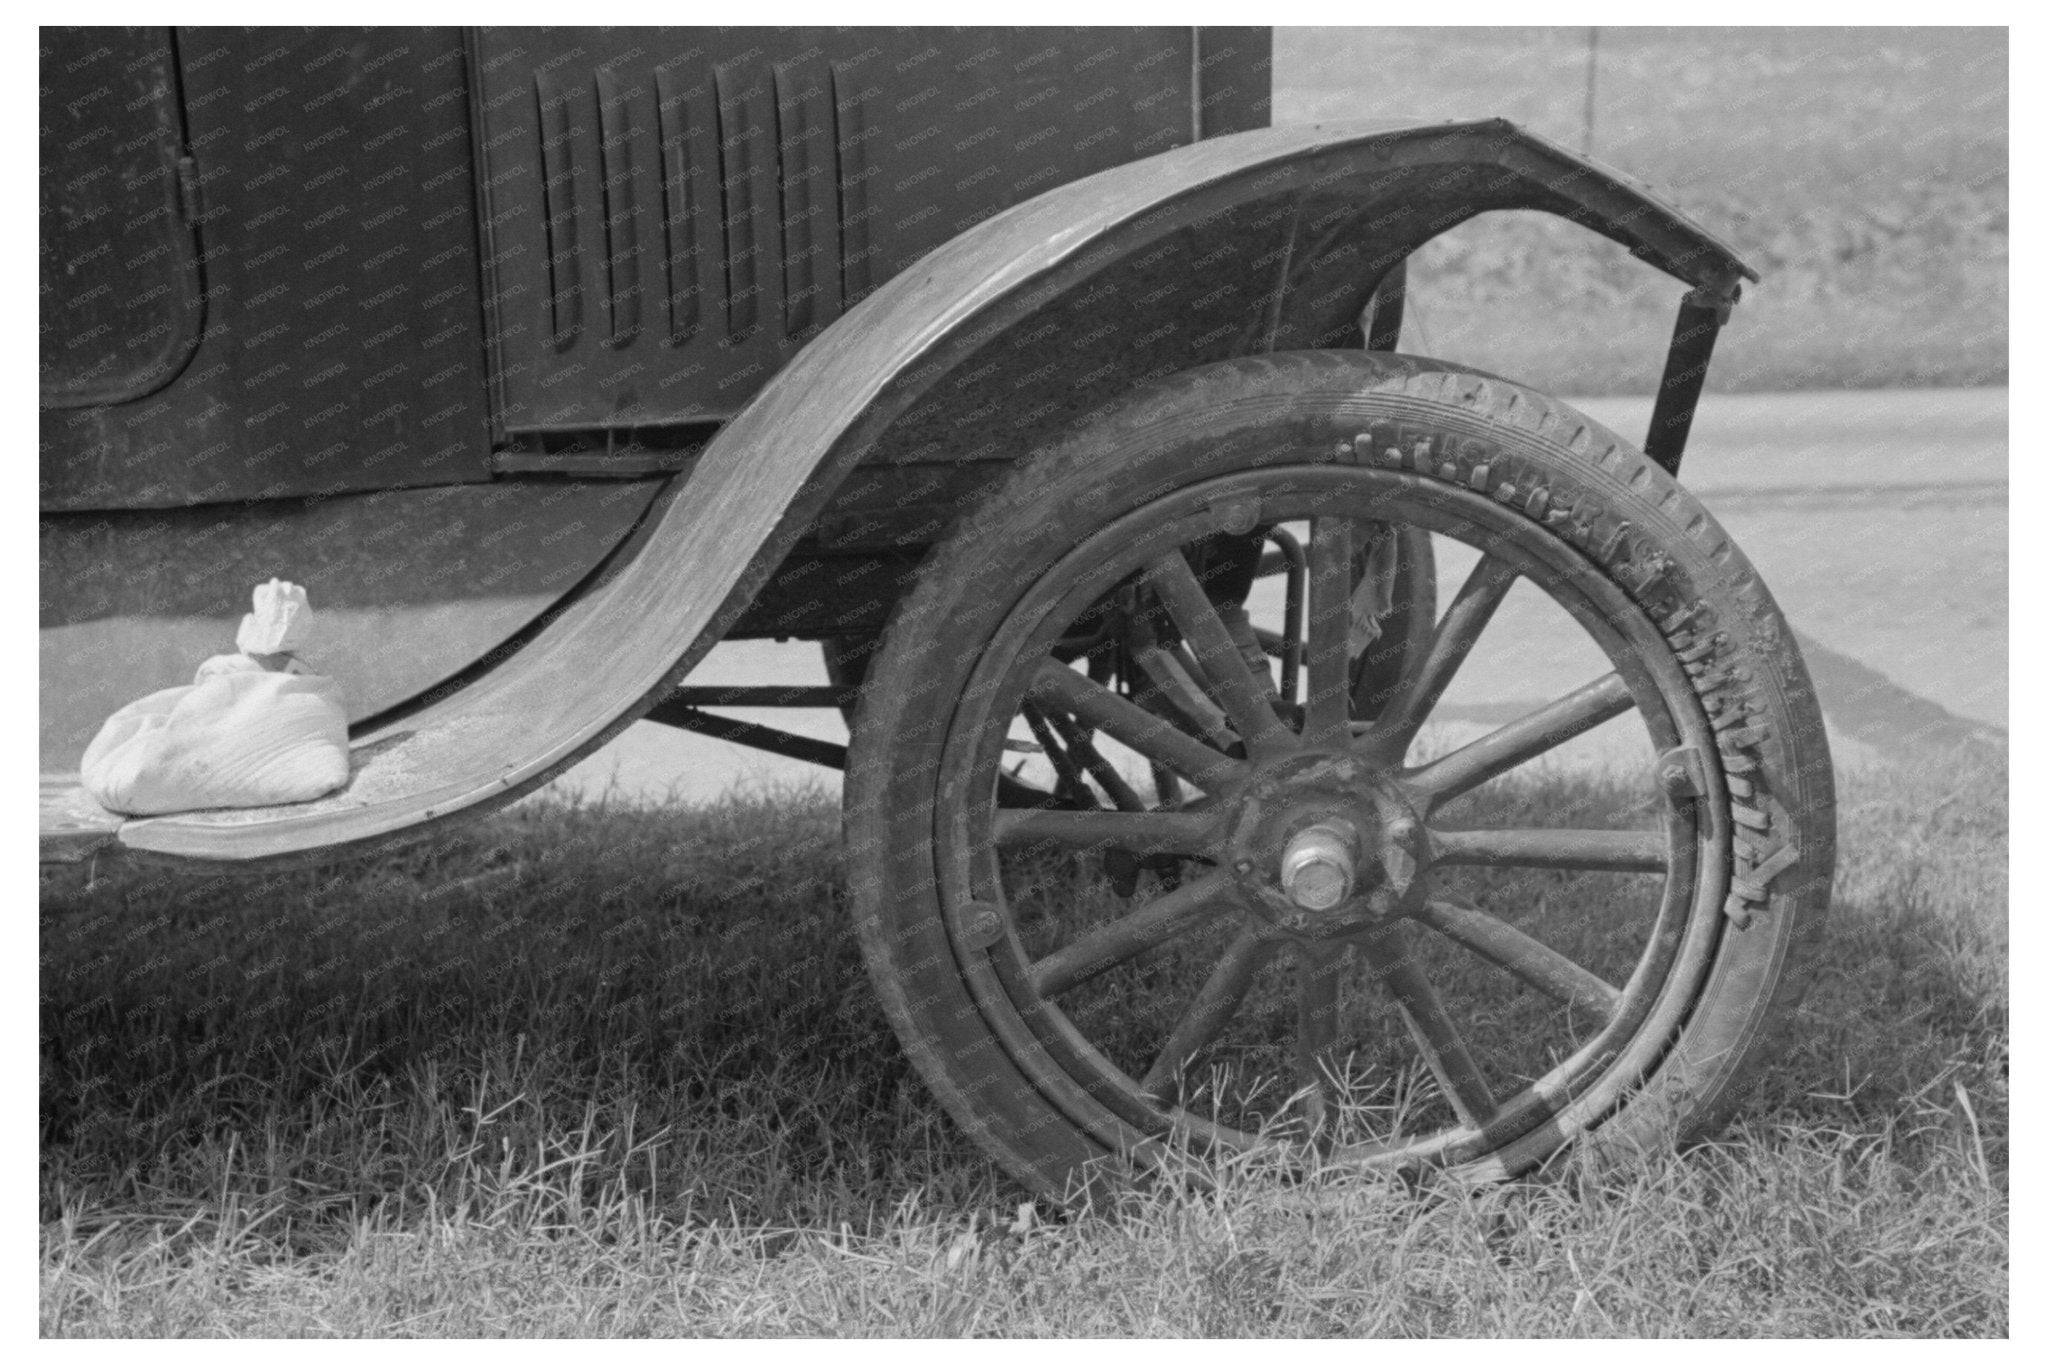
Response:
[112,118,1751,865]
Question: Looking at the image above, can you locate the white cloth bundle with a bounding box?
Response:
[81,580,350,815]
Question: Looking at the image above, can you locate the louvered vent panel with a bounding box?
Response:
[832,63,876,308]
[774,62,840,341]
[527,54,862,361]
[478,29,1199,436]
[593,67,643,348]
[533,69,585,351]
[652,65,717,345]
[711,64,771,340]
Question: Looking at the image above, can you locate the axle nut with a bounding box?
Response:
[1280,821,1358,912]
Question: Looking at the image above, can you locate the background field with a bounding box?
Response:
[1275,27,2007,394]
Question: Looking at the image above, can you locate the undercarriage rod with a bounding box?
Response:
[664,685,858,707]
[641,701,849,770]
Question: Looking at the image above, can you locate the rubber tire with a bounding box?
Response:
[843,351,1835,1200]
[820,635,878,726]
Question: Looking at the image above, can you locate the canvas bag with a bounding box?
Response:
[80,580,351,816]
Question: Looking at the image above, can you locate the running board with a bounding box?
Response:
[38,476,723,868]
[40,774,123,864]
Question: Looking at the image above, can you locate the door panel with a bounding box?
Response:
[39,28,492,511]
[473,27,1202,436]
[39,28,203,408]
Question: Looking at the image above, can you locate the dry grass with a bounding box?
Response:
[1275,27,2007,395]
[39,750,2006,1337]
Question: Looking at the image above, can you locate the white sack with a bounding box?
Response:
[236,577,313,656]
[81,661,349,816]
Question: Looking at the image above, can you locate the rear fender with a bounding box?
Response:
[104,119,1752,865]
[798,117,1754,535]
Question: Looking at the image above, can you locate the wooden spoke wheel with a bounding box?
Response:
[845,353,1834,1200]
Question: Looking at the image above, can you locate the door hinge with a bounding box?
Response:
[175,155,201,223]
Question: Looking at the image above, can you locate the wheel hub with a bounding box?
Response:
[1279,821,1357,911]
[1223,750,1427,937]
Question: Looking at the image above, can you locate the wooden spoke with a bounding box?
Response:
[1029,871,1238,997]
[1266,527,1306,703]
[1044,711,1147,812]
[1303,517,1355,743]
[1139,926,1273,1100]
[1151,762,1185,810]
[1431,826,1667,873]
[995,808,1215,858]
[1021,701,1090,805]
[1409,671,1636,806]
[1129,643,1238,751]
[1141,552,1296,758]
[1373,554,1518,744]
[1294,947,1345,1130]
[1029,661,1243,794]
[1356,929,1498,1127]
[995,780,1059,810]
[1413,899,1623,1022]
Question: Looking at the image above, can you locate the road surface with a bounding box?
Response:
[543,387,2006,807]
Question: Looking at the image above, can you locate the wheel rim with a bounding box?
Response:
[930,465,1731,1175]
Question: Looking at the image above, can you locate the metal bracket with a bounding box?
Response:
[1652,744,1708,800]
[954,899,1007,950]
[1361,256,1407,352]
[1205,495,1263,536]
[1643,277,1741,477]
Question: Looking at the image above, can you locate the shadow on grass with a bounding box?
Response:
[40,755,2005,1304]
[41,785,1011,1245]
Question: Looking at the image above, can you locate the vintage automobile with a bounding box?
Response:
[41,26,1833,1198]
